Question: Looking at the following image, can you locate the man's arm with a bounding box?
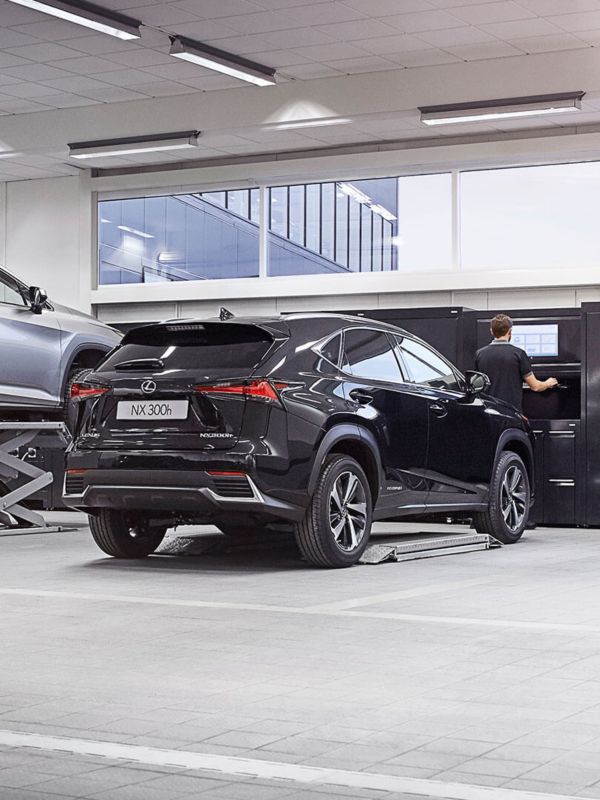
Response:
[524,374,559,392]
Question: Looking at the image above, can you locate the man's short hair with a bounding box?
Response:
[491,314,513,338]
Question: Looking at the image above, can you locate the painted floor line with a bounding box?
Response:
[0,729,579,800]
[0,587,598,633]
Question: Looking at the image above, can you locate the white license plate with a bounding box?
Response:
[116,400,189,421]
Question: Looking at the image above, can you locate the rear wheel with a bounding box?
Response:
[89,510,167,558]
[473,452,530,544]
[294,454,372,568]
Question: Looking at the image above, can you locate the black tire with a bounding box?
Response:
[473,452,530,544]
[63,368,92,434]
[294,454,372,568]
[89,510,167,558]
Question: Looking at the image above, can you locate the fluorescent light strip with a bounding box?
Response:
[7,0,140,40]
[269,118,352,131]
[170,36,276,87]
[420,92,584,127]
[117,225,154,239]
[68,131,200,160]
[338,182,396,222]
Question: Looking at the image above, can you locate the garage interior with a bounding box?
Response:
[4,0,600,798]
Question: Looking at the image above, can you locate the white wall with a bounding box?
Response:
[3,174,92,312]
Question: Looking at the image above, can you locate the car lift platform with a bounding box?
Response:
[360,531,502,564]
[0,421,71,536]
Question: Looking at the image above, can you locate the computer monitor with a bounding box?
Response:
[511,323,559,357]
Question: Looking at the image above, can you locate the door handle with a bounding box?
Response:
[349,389,373,405]
[430,403,448,418]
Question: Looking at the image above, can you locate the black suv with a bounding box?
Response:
[64,313,534,568]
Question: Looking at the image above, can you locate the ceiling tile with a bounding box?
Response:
[384,9,464,33]
[290,42,369,61]
[509,32,589,53]
[9,19,100,40]
[243,49,311,67]
[251,0,331,7]
[200,33,276,53]
[77,85,148,102]
[93,67,163,86]
[480,18,563,38]
[391,47,461,67]
[141,61,216,80]
[359,33,433,54]
[0,1,40,25]
[342,0,436,15]
[316,19,400,39]
[41,75,115,92]
[283,63,343,78]
[179,74,243,89]
[444,40,524,59]
[32,92,100,108]
[262,28,334,47]
[43,55,123,75]
[1,82,66,98]
[287,2,366,26]
[5,42,83,62]
[3,63,75,81]
[326,55,398,73]
[517,0,600,12]
[56,34,136,55]
[217,10,302,33]
[548,10,600,32]
[0,96,52,113]
[164,20,240,39]
[417,26,496,46]
[124,4,199,24]
[575,27,600,45]
[127,80,197,96]
[0,53,30,68]
[0,29,40,47]
[449,2,536,25]
[169,0,265,16]
[102,48,172,68]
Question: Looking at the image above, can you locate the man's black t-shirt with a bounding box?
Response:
[475,340,533,411]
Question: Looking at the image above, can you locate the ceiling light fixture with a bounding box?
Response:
[68,131,201,159]
[270,117,352,131]
[419,92,584,126]
[6,0,141,40]
[169,35,276,87]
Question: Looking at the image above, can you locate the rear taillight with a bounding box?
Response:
[70,383,109,401]
[194,380,287,404]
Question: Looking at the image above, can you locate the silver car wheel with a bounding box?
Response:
[329,470,367,552]
[500,464,527,532]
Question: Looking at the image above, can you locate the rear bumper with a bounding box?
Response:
[62,463,305,522]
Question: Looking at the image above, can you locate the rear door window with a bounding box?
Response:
[342,328,404,382]
[97,324,275,372]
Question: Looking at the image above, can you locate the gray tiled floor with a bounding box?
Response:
[2,515,600,798]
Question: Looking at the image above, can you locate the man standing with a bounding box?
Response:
[475,314,558,411]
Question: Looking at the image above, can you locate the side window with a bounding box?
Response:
[342,328,403,382]
[320,333,341,367]
[396,336,460,391]
[0,273,26,306]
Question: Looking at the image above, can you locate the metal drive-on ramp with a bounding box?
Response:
[0,421,71,535]
[360,532,502,564]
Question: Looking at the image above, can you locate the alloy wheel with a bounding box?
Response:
[500,465,527,532]
[329,470,368,552]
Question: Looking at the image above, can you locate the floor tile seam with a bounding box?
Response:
[0,729,587,800]
[4,587,600,636]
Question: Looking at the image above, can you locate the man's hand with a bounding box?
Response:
[525,374,559,392]
[545,377,559,389]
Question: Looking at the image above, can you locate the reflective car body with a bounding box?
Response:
[0,266,122,413]
[64,313,534,532]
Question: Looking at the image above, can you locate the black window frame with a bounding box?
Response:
[393,334,464,392]
[338,326,408,384]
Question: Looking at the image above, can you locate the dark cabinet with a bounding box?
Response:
[530,421,578,525]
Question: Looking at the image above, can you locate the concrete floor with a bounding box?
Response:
[1,516,600,800]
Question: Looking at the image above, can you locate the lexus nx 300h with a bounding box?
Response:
[64,313,534,568]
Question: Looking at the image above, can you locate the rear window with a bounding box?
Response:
[97,323,275,372]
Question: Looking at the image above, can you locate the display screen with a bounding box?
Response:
[512,323,559,357]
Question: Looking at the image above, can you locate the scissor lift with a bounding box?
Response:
[0,421,71,535]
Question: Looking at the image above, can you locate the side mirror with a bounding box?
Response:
[464,370,490,396]
[28,286,48,314]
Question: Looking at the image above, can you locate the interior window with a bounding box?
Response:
[0,273,26,306]
[396,336,460,391]
[342,328,403,382]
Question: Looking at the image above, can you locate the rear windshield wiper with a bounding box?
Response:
[114,358,165,371]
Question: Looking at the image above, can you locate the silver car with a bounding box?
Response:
[0,266,121,415]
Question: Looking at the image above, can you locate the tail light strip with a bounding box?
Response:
[70,383,109,401]
[194,379,287,403]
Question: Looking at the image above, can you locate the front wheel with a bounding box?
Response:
[474,452,530,544]
[89,510,167,558]
[294,454,372,568]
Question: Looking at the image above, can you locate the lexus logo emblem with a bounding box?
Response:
[141,380,156,395]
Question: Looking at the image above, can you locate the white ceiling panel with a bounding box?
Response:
[0,0,599,180]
